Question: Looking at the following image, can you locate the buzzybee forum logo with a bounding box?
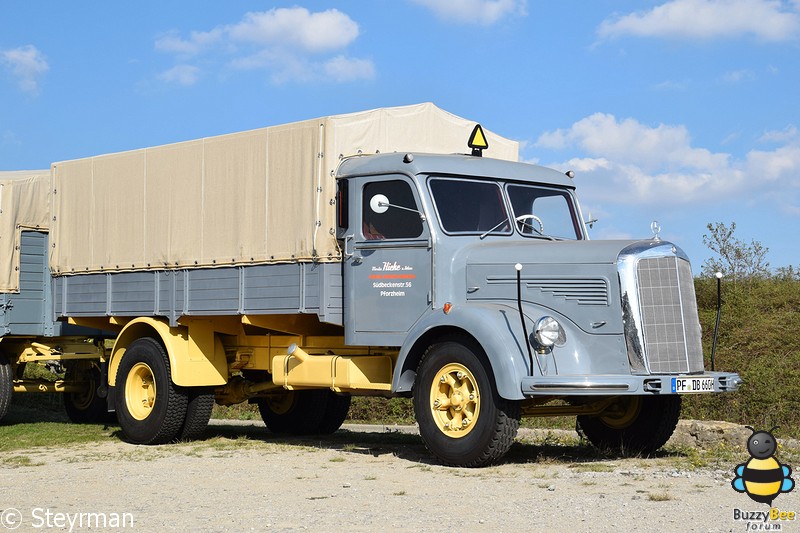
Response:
[732,426,794,505]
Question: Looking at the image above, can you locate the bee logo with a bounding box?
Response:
[732,426,795,505]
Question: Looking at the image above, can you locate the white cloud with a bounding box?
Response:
[229,52,375,85]
[0,45,49,94]
[228,8,359,52]
[535,114,800,209]
[746,143,800,182]
[158,65,202,86]
[155,29,223,56]
[759,125,799,144]
[410,0,527,25]
[537,113,730,172]
[720,69,756,83]
[598,0,800,42]
[653,79,690,91]
[155,7,372,85]
[323,56,376,82]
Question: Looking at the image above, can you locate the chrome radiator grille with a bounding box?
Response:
[635,256,704,374]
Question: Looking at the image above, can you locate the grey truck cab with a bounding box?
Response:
[337,146,741,466]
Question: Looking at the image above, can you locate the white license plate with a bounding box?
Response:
[671,377,715,393]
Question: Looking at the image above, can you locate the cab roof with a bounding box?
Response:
[336,152,576,189]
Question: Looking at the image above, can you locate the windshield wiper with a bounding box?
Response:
[515,214,555,241]
[479,218,510,240]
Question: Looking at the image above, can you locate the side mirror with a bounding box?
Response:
[370,194,389,214]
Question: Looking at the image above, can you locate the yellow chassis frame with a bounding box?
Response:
[3,316,635,421]
[64,314,399,396]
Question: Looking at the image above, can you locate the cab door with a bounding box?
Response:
[341,175,431,346]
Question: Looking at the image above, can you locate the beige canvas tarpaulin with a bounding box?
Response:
[0,171,51,292]
[50,103,519,275]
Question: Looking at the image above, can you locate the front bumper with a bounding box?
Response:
[521,371,742,396]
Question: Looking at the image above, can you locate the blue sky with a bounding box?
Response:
[1,0,798,271]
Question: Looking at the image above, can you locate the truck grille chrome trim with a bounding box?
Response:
[618,243,704,375]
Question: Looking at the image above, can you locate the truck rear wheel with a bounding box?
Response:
[178,387,214,441]
[115,337,188,444]
[576,395,681,455]
[317,392,351,434]
[257,389,328,435]
[0,353,11,422]
[413,339,520,467]
[64,362,113,424]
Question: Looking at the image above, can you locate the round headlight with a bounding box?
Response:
[534,316,566,348]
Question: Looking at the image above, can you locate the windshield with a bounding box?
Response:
[428,177,583,240]
[429,178,511,235]
[507,184,581,240]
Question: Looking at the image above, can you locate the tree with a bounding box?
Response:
[701,222,769,281]
[774,265,800,281]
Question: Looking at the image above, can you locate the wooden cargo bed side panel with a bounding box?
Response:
[54,263,344,327]
[109,272,158,316]
[242,264,304,312]
[185,268,242,314]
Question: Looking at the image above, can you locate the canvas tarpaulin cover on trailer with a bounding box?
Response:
[0,171,51,292]
[50,103,519,275]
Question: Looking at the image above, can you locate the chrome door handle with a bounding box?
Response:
[344,234,354,258]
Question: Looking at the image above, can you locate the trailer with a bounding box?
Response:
[0,103,740,466]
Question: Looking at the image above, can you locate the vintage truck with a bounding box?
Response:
[0,103,740,466]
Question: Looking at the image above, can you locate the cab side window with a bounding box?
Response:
[362,180,423,240]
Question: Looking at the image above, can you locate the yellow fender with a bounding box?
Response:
[108,317,228,387]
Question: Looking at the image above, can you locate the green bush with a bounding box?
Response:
[683,277,800,437]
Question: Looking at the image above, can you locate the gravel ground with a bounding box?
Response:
[1,420,798,533]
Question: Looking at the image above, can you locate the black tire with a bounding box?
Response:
[257,389,329,435]
[0,353,11,422]
[576,395,682,455]
[115,337,188,444]
[413,339,520,467]
[317,392,351,434]
[178,387,214,441]
[64,363,114,424]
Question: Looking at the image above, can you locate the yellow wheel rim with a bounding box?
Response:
[429,363,480,439]
[125,362,156,421]
[600,396,642,429]
[264,392,295,415]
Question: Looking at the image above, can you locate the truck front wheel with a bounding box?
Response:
[576,395,681,455]
[413,339,520,467]
[0,353,11,422]
[115,337,188,444]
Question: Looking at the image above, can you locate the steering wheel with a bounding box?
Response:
[515,214,544,235]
